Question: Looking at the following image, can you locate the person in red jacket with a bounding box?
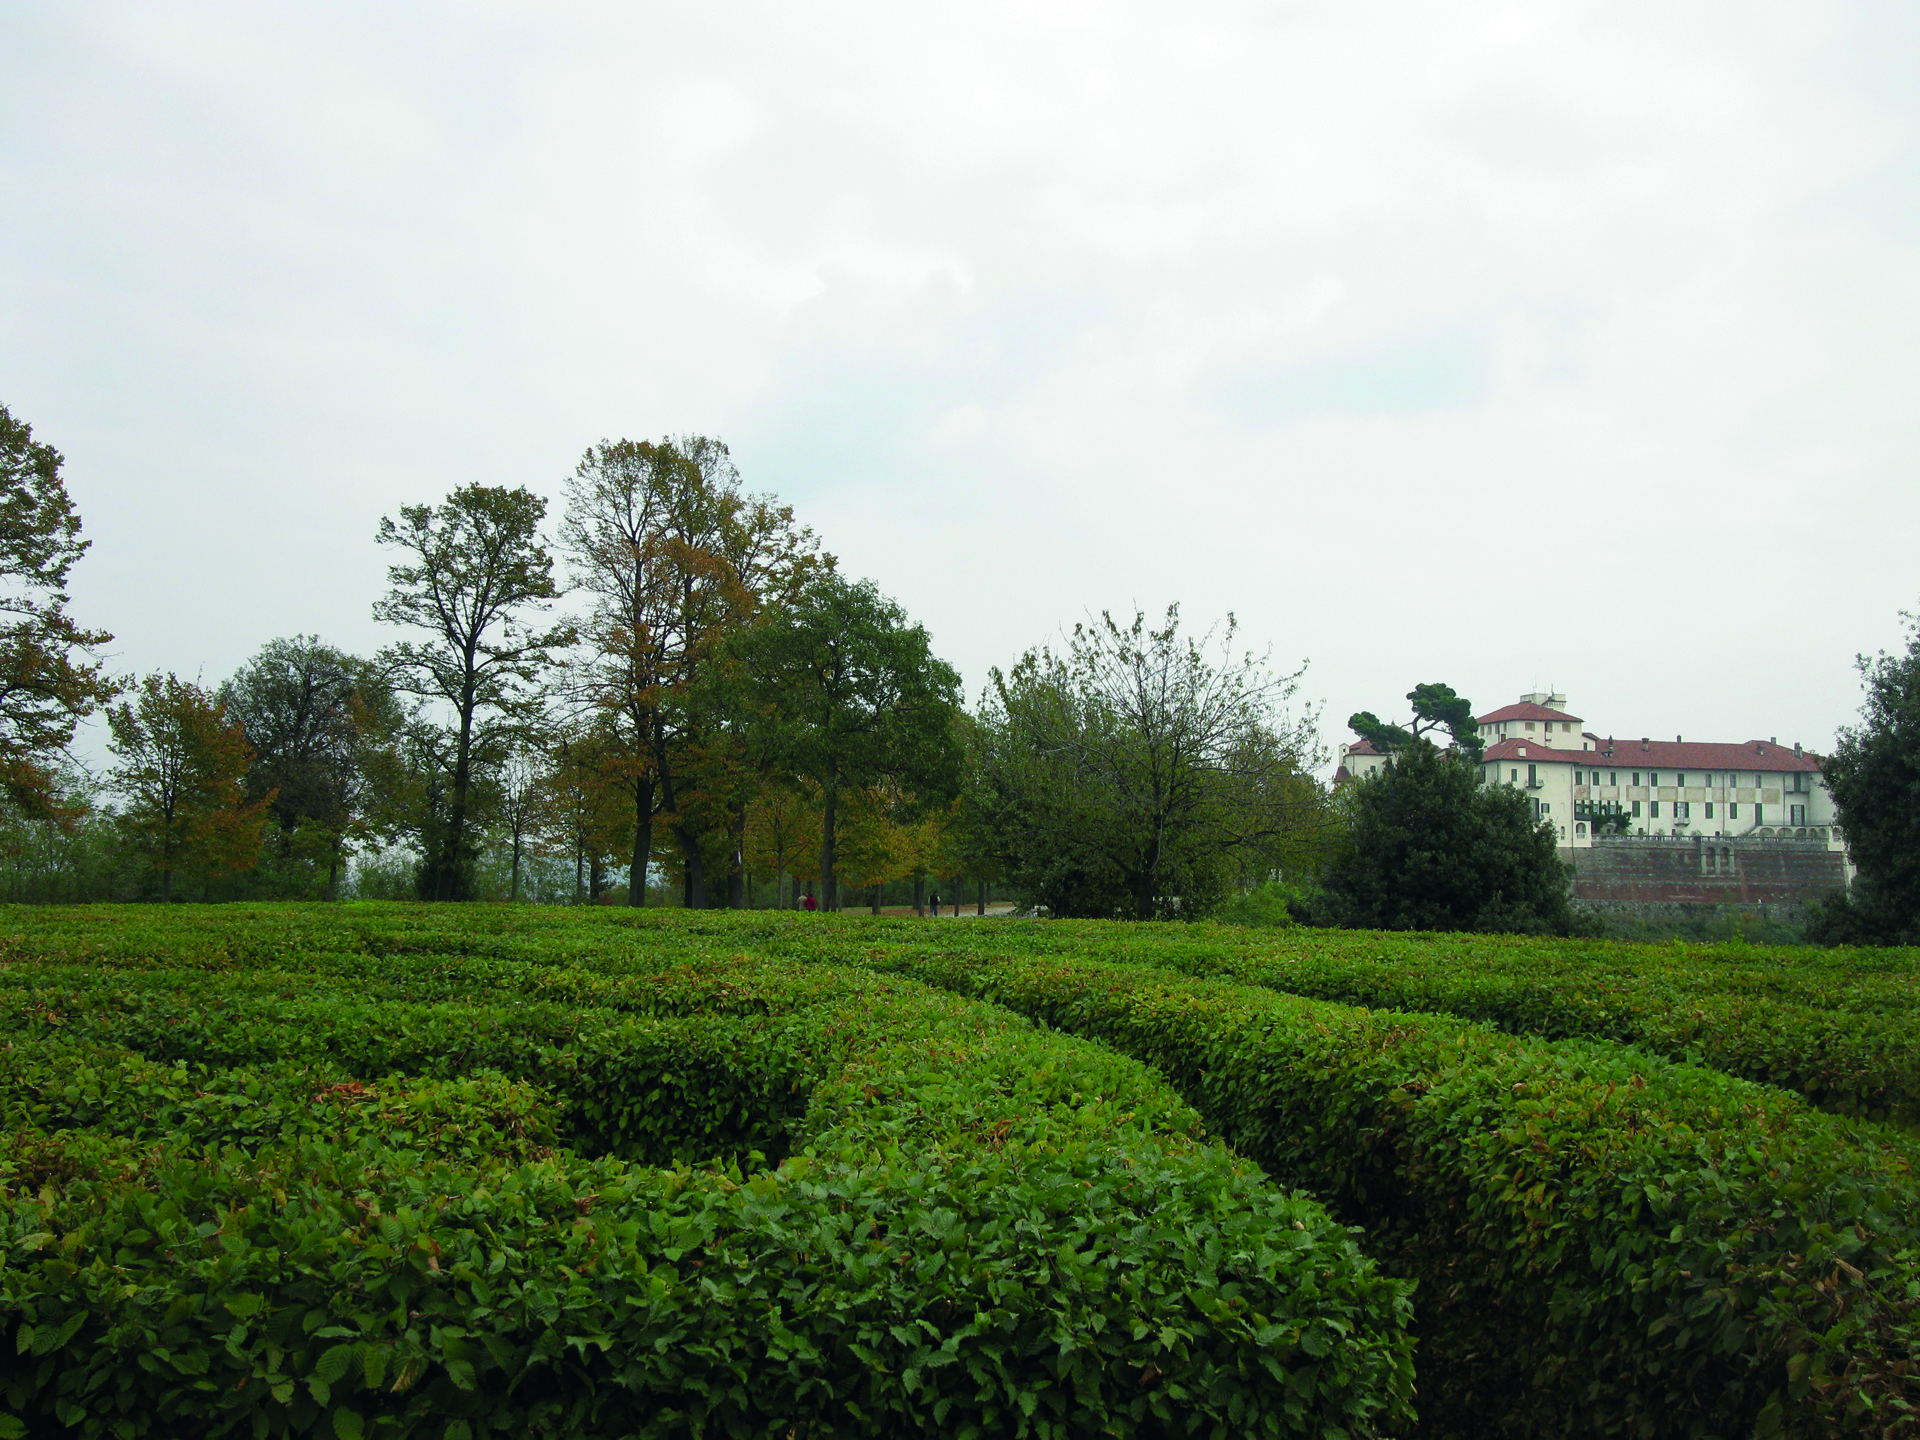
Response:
[801,889,817,912]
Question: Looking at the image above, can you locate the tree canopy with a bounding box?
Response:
[1807,608,1920,945]
[969,607,1331,920]
[374,484,570,900]
[0,404,118,815]
[1348,682,1483,764]
[1316,738,1576,934]
[734,574,962,911]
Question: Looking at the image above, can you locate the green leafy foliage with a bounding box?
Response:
[1319,739,1578,935]
[863,944,1920,1439]
[0,904,1414,1438]
[1809,607,1920,945]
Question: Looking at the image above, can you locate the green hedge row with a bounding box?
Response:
[1,929,1415,1439]
[863,945,1920,1439]
[1097,932,1920,1129]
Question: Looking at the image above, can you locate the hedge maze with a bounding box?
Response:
[3,905,1918,1438]
[0,909,1413,1439]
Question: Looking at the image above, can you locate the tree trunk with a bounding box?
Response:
[977,878,986,916]
[160,868,173,903]
[726,805,747,909]
[441,688,478,902]
[590,852,605,904]
[628,777,654,906]
[912,873,925,917]
[510,830,523,901]
[819,787,838,912]
[871,883,881,915]
[678,828,709,909]
[575,839,585,906]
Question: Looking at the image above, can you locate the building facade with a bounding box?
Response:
[1332,690,1850,908]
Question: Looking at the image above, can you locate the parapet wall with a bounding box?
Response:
[1570,836,1847,906]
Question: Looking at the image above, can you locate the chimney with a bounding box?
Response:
[1794,742,1802,757]
[1770,737,1777,744]
[1641,737,1649,750]
[1675,735,1682,743]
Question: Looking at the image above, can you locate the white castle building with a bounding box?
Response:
[1334,691,1841,851]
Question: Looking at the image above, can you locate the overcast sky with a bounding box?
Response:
[4,1,1916,762]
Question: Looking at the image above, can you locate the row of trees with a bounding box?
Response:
[9,397,1910,938]
[3,405,1344,913]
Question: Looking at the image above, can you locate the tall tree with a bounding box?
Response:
[373,485,570,900]
[736,574,962,911]
[562,435,822,908]
[1317,738,1576,934]
[219,636,392,897]
[970,607,1328,919]
[1808,608,1920,945]
[0,404,119,814]
[108,673,273,901]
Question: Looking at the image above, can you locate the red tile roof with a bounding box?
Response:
[1481,736,1820,772]
[1477,701,1582,725]
[1342,738,1382,756]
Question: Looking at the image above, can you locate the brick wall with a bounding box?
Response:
[1570,837,1846,906]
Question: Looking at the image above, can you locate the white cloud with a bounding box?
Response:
[1,0,1915,756]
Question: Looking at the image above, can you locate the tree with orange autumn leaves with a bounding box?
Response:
[107,673,274,901]
[0,404,119,818]
[561,436,826,907]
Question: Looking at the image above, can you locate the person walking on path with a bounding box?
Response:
[802,889,817,912]
[928,890,940,917]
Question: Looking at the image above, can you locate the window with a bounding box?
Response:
[1576,822,1587,837]
[1527,764,1537,786]
[1649,772,1660,786]
[1510,768,1518,782]
[1540,801,1551,815]
[1755,804,1764,823]
[1675,773,1685,786]
[1650,802,1661,818]
[1574,770,1583,785]
[1525,721,1536,731]
[1676,802,1690,820]
[1631,772,1640,785]
[1729,803,1739,819]
[1705,802,1714,819]
[1790,804,1806,826]
[1632,800,1642,816]
[1609,771,1617,785]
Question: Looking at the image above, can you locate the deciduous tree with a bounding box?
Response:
[108,674,272,901]
[374,485,570,900]
[562,436,823,907]
[220,636,393,897]
[970,607,1327,919]
[735,575,962,911]
[0,404,119,815]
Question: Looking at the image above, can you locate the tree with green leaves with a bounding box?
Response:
[562,436,823,907]
[0,404,119,815]
[1315,737,1575,934]
[735,574,962,911]
[108,674,273,902]
[219,636,396,897]
[1348,682,1484,764]
[1807,608,1920,945]
[969,607,1330,920]
[373,485,571,901]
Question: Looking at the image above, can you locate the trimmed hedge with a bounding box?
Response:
[1,922,1414,1439]
[865,945,1920,1439]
